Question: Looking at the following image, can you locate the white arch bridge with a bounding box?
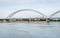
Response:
[0,9,60,22]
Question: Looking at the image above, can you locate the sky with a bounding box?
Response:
[0,0,60,18]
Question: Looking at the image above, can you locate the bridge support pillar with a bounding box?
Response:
[3,19,8,22]
[46,18,50,22]
[29,19,31,22]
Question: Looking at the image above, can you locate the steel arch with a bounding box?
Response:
[7,9,46,18]
[50,10,60,17]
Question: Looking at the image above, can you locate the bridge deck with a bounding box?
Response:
[0,18,60,23]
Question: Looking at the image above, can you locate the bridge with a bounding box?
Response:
[0,9,60,23]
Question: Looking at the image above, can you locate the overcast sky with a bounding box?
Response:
[0,0,60,18]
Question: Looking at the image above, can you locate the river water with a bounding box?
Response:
[0,22,60,38]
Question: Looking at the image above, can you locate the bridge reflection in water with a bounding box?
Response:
[0,9,60,23]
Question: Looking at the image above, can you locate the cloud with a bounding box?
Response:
[0,0,60,4]
[0,0,60,5]
[0,0,60,18]
[0,0,40,4]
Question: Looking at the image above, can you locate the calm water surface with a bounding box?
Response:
[0,22,60,38]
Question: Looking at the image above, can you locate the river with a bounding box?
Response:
[0,22,60,38]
